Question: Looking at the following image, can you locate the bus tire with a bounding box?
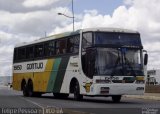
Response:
[22,83,28,97]
[74,81,83,101]
[27,80,34,97]
[53,93,69,99]
[112,95,122,103]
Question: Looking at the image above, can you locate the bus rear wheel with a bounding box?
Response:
[22,83,28,97]
[27,80,34,97]
[74,81,83,101]
[112,95,122,103]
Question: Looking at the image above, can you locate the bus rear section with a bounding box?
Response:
[12,31,81,97]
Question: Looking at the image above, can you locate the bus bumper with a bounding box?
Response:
[87,83,145,96]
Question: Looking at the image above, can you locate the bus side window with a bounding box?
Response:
[18,48,26,60]
[67,38,74,53]
[44,41,55,57]
[56,39,67,55]
[35,44,44,58]
[82,32,93,51]
[67,35,80,53]
[82,33,93,78]
[26,46,34,60]
[14,49,18,62]
[56,41,60,55]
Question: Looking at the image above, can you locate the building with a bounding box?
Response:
[0,76,12,85]
[147,70,160,85]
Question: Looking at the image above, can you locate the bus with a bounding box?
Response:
[13,28,148,102]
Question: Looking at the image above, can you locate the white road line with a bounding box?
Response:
[20,97,60,114]
[20,97,44,109]
[20,97,44,114]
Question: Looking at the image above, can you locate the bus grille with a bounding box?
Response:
[112,77,135,83]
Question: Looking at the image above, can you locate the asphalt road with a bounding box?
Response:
[0,85,160,114]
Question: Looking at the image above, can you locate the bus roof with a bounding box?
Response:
[15,27,139,48]
[81,27,139,33]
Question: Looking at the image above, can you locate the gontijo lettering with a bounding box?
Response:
[27,62,43,70]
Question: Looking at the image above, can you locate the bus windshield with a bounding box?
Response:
[82,31,144,78]
[95,48,144,76]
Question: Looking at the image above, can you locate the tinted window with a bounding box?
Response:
[94,32,142,47]
[18,48,26,60]
[56,39,67,55]
[26,46,34,59]
[67,35,80,53]
[82,32,93,51]
[35,44,44,58]
[44,41,55,57]
[13,49,18,61]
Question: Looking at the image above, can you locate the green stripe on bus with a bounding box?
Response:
[47,58,61,92]
[53,56,70,93]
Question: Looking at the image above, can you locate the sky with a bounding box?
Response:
[73,0,123,15]
[0,0,160,76]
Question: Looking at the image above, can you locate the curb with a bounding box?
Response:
[64,109,90,114]
[124,95,160,101]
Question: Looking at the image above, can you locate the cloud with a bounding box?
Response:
[23,0,60,7]
[0,31,39,76]
[0,0,24,12]
[0,0,71,13]
[124,0,133,5]
[0,32,17,76]
[0,7,72,36]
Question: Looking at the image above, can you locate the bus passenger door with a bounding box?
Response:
[82,48,96,93]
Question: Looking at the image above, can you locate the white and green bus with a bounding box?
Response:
[13,28,148,102]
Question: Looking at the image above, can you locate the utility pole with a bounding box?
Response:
[58,0,75,32]
[72,0,74,31]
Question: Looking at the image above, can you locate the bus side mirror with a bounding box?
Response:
[144,53,148,65]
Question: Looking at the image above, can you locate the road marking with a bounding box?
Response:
[20,97,61,114]
[20,97,45,114]
[20,97,44,108]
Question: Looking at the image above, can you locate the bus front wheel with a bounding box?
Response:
[112,95,122,103]
[74,81,83,100]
